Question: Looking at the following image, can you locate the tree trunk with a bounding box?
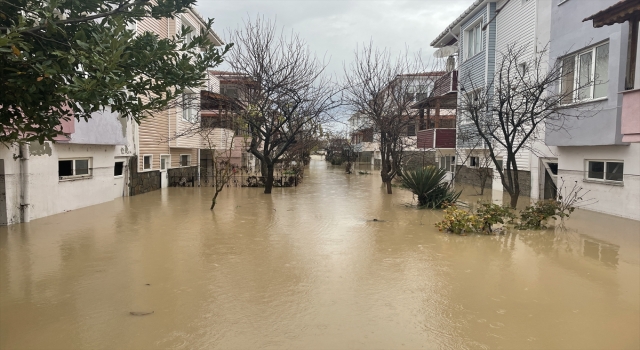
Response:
[210,191,220,210]
[264,163,275,194]
[509,191,519,209]
[385,180,392,194]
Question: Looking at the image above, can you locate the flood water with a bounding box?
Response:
[1,158,639,349]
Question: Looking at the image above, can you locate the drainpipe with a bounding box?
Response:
[19,143,30,223]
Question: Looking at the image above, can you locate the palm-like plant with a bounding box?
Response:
[401,166,461,208]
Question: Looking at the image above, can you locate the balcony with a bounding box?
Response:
[417,128,456,149]
[432,70,458,97]
[621,89,640,142]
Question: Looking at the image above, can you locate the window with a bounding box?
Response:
[222,87,238,99]
[464,22,482,60]
[440,156,456,173]
[560,42,609,104]
[182,93,197,122]
[143,155,152,170]
[518,62,528,76]
[160,155,170,170]
[114,161,124,177]
[470,156,479,168]
[586,160,623,183]
[180,154,191,167]
[59,158,91,179]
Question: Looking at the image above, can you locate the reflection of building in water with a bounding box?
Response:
[582,237,620,267]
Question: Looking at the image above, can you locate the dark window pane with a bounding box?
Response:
[588,161,604,179]
[114,162,124,176]
[561,56,575,104]
[144,156,151,169]
[75,159,89,175]
[606,162,623,181]
[548,162,558,175]
[59,160,73,177]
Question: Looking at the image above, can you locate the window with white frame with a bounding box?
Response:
[585,160,623,183]
[160,155,170,170]
[182,93,198,122]
[464,21,482,60]
[114,161,124,177]
[440,156,456,173]
[560,42,609,104]
[470,156,479,168]
[143,155,152,170]
[180,154,191,167]
[59,158,91,179]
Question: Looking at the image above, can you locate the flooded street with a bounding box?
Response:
[1,158,639,349]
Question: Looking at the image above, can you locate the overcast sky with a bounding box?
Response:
[199,0,470,75]
[197,0,471,124]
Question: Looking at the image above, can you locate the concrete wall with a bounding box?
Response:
[0,142,132,224]
[546,0,628,146]
[67,107,128,145]
[555,144,640,220]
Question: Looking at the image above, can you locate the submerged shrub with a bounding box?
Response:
[515,200,561,229]
[475,203,516,233]
[402,166,461,208]
[435,205,481,235]
[436,203,514,235]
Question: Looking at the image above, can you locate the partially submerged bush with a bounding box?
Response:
[402,166,461,208]
[436,203,515,235]
[475,203,516,233]
[435,205,481,235]
[515,200,569,229]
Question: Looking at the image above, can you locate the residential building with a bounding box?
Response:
[133,9,224,193]
[200,71,257,184]
[430,0,555,199]
[0,108,136,225]
[549,0,639,220]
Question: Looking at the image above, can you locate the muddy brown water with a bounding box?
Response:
[1,158,639,349]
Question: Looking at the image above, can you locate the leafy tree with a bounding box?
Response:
[1,0,231,144]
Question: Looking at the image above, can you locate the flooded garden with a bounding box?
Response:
[1,158,639,349]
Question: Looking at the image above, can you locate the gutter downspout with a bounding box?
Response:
[19,143,30,223]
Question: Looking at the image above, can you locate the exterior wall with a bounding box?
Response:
[66,107,128,145]
[170,148,198,169]
[0,142,131,224]
[129,156,161,196]
[455,165,492,189]
[555,144,640,220]
[458,5,490,91]
[546,0,628,146]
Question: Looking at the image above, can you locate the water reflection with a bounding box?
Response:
[0,158,638,349]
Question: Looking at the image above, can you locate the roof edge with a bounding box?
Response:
[430,0,485,47]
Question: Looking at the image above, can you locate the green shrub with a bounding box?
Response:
[475,203,516,233]
[435,203,514,235]
[401,166,461,208]
[435,205,482,235]
[515,200,561,229]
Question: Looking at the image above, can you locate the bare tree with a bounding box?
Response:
[227,17,339,194]
[344,43,439,194]
[458,44,597,208]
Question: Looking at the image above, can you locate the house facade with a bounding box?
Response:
[430,0,556,200]
[0,109,136,225]
[547,0,640,220]
[132,10,224,193]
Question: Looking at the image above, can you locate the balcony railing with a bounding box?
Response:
[432,71,458,97]
[416,128,456,149]
[621,89,640,142]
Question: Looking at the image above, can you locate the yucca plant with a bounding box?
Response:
[401,166,461,208]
